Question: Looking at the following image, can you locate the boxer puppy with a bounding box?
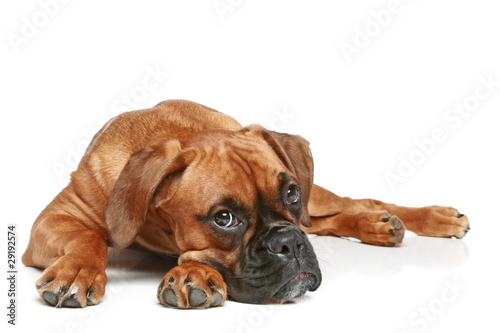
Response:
[22,100,469,308]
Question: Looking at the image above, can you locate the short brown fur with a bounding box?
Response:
[22,100,469,308]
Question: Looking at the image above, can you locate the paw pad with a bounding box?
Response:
[157,262,227,309]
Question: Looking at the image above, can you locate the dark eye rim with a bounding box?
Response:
[286,185,301,205]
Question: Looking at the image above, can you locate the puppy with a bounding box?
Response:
[22,100,469,308]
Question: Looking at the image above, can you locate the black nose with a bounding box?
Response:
[265,227,303,258]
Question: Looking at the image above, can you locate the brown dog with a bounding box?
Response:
[22,100,470,308]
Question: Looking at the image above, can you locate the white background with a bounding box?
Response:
[1,0,499,332]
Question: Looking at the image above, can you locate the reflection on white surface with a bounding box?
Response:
[311,234,470,276]
[17,232,493,333]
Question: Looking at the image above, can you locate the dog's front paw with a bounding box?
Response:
[157,261,227,309]
[355,211,406,247]
[35,254,107,308]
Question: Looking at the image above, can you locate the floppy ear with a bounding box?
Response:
[255,126,314,227]
[105,140,195,249]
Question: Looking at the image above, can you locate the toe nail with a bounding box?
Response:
[37,279,53,290]
[42,291,58,307]
[69,284,79,295]
[62,294,82,308]
[457,213,465,218]
[394,219,403,230]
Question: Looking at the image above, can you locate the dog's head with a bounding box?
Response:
[105,126,321,304]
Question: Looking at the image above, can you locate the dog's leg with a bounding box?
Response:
[351,197,470,239]
[304,185,405,246]
[22,211,108,308]
[304,185,469,246]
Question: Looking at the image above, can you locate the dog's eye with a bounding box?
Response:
[214,211,240,228]
[286,185,301,205]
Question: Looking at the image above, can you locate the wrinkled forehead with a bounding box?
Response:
[180,135,294,207]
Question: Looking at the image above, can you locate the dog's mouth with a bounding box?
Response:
[270,272,320,302]
[222,222,322,304]
[225,269,321,305]
[224,253,322,304]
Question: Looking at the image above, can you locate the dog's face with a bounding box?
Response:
[106,126,321,303]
